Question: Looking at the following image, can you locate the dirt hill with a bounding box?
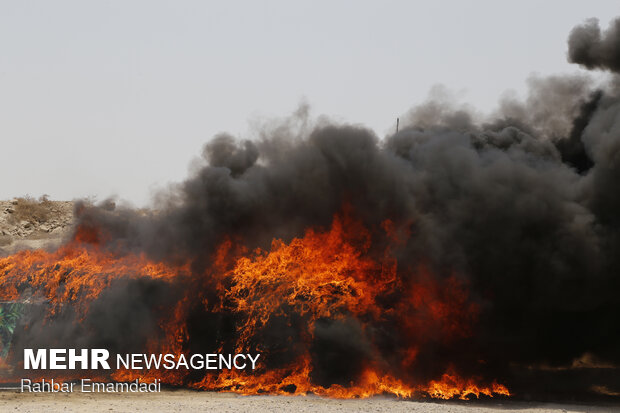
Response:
[0,197,74,256]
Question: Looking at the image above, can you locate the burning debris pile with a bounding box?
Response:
[2,16,620,401]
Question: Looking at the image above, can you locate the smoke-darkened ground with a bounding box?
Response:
[4,16,620,403]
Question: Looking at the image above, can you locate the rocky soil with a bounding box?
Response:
[0,198,74,256]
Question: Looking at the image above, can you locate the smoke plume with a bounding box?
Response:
[568,17,620,73]
[6,15,620,402]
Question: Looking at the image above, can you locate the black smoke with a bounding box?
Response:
[569,17,620,73]
[11,16,620,402]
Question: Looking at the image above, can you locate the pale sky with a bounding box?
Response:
[1,1,618,206]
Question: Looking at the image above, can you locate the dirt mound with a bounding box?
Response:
[0,197,74,255]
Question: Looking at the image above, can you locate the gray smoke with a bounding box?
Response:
[569,17,620,73]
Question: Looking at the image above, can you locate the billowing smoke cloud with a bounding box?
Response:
[9,16,620,401]
[568,17,620,72]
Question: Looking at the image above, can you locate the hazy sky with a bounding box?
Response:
[1,1,618,206]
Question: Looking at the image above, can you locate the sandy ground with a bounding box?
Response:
[0,390,618,413]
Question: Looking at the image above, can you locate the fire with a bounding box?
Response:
[0,209,510,399]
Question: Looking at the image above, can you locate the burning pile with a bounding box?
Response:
[2,16,620,400]
[0,210,509,399]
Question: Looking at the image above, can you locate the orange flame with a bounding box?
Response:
[0,210,510,399]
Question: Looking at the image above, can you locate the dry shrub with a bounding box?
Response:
[11,195,52,223]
